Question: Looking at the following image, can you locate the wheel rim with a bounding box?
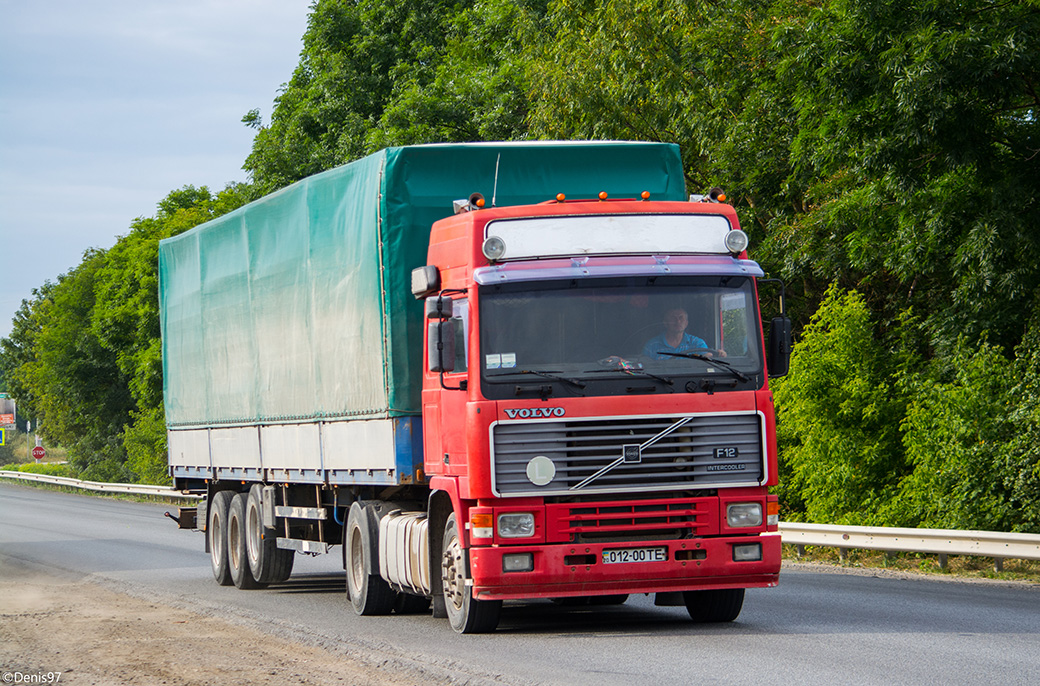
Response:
[247,501,261,565]
[210,514,223,568]
[228,512,242,571]
[349,526,365,591]
[441,534,465,612]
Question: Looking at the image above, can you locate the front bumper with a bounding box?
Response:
[469,533,780,600]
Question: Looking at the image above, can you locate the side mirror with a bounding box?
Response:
[428,320,456,373]
[768,315,792,378]
[425,295,453,320]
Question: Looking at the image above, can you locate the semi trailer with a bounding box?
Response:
[161,141,790,633]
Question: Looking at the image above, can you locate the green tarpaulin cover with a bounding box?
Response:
[159,142,686,428]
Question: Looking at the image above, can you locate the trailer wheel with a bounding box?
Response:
[228,492,266,589]
[245,485,294,584]
[208,490,234,586]
[683,588,744,622]
[345,502,394,615]
[441,514,501,633]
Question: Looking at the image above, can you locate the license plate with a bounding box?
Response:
[601,546,667,564]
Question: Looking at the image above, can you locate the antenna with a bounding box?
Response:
[491,154,501,207]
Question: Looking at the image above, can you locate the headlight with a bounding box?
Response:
[497,512,535,538]
[726,502,763,528]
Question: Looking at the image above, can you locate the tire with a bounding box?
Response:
[345,502,395,616]
[208,490,234,586]
[441,514,501,633]
[683,588,745,622]
[245,485,294,584]
[394,593,431,615]
[227,491,265,589]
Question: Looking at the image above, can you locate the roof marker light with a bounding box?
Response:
[556,193,566,203]
[641,191,650,200]
[598,191,608,201]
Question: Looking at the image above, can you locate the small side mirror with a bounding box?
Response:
[425,295,453,320]
[428,320,456,373]
[768,315,792,378]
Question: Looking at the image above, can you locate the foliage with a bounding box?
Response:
[773,287,908,524]
[4,0,1040,531]
[0,462,77,478]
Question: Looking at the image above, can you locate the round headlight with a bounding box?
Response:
[724,229,749,254]
[483,235,507,261]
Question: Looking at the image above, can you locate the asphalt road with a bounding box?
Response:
[2,482,1038,685]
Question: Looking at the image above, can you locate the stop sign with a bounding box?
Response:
[32,446,46,460]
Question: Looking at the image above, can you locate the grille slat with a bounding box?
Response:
[492,412,763,496]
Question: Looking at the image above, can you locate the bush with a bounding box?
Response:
[772,286,908,524]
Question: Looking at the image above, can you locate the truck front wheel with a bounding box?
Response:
[208,490,234,586]
[441,514,501,633]
[683,588,744,622]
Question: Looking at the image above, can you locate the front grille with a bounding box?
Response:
[491,412,764,497]
[545,496,718,543]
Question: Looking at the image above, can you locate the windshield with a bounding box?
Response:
[479,276,763,398]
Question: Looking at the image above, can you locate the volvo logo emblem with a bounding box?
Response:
[504,407,566,419]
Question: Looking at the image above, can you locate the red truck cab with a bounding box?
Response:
[415,194,786,632]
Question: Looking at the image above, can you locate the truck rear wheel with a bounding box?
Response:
[441,514,501,633]
[228,491,266,589]
[683,588,744,622]
[208,490,234,586]
[245,485,294,584]
[345,502,395,615]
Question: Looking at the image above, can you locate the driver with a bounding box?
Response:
[641,308,724,360]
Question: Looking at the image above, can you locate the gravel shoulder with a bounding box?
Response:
[0,556,430,686]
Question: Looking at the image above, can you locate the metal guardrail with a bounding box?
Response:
[3,469,1038,570]
[780,521,1040,571]
[0,469,200,501]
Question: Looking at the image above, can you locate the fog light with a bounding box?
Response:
[724,229,749,254]
[503,553,534,572]
[726,502,763,528]
[497,513,535,538]
[482,235,507,261]
[733,543,762,562]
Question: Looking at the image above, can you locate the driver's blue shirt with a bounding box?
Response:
[642,332,709,360]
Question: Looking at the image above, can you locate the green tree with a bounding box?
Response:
[244,0,491,193]
[18,251,134,481]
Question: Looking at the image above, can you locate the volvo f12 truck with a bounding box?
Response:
[161,141,790,633]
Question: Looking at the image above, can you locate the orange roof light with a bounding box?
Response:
[598,191,608,201]
[641,191,650,200]
[556,193,566,203]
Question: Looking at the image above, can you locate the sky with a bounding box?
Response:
[0,0,312,339]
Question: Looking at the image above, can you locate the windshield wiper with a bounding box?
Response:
[487,369,587,390]
[656,351,751,382]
